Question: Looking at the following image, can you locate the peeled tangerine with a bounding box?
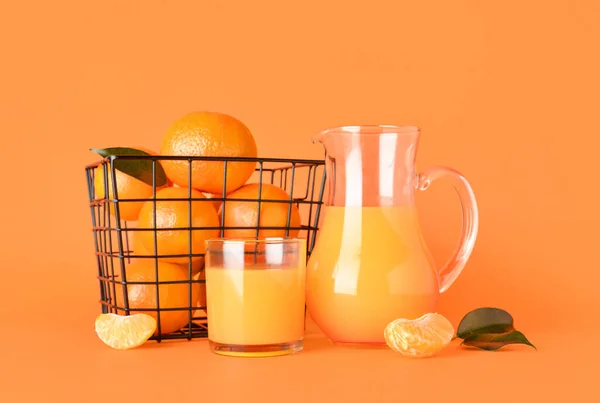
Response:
[95,313,157,350]
[384,312,454,358]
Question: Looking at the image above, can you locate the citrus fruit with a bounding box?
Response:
[172,184,223,218]
[137,187,220,264]
[93,147,166,221]
[95,313,156,350]
[218,183,302,238]
[202,192,223,212]
[194,269,207,310]
[129,230,207,308]
[160,111,257,194]
[94,166,154,221]
[384,312,454,358]
[130,229,205,276]
[114,260,201,335]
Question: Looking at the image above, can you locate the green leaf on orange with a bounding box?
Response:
[461,330,536,351]
[91,147,167,187]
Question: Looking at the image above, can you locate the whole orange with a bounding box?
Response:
[173,183,222,212]
[93,147,166,221]
[160,111,258,194]
[94,166,157,222]
[219,183,302,238]
[137,187,220,264]
[202,192,223,212]
[130,229,205,276]
[114,260,201,336]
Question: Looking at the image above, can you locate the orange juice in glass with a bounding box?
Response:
[205,238,306,357]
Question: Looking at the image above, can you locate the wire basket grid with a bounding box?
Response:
[85,154,326,341]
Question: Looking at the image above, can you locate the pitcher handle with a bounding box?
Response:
[417,166,479,293]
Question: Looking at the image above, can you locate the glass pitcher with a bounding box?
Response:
[305,125,478,346]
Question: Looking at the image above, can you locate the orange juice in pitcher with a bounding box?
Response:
[306,125,479,346]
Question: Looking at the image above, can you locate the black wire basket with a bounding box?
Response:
[85,154,326,342]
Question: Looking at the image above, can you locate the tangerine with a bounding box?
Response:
[219,183,302,238]
[130,229,205,276]
[202,192,223,212]
[137,187,220,264]
[93,147,166,221]
[160,111,257,194]
[114,260,201,335]
[129,229,207,308]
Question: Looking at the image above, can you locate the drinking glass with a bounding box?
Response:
[205,237,306,357]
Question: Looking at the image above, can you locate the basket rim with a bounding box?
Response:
[85,154,325,169]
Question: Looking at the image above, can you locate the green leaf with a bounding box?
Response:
[461,330,536,351]
[91,147,167,187]
[456,307,514,339]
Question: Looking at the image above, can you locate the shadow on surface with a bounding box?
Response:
[300,335,336,354]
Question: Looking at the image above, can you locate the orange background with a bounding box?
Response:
[1,0,598,401]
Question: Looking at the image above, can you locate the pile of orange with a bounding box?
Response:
[92,111,303,344]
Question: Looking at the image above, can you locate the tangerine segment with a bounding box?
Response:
[384,312,454,358]
[160,111,257,194]
[95,313,156,350]
[137,187,220,264]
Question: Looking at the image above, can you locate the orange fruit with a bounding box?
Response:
[128,232,206,311]
[93,147,166,221]
[384,312,454,358]
[219,183,301,238]
[94,166,155,221]
[114,260,201,335]
[95,313,156,350]
[130,229,205,276]
[172,184,222,217]
[194,269,207,310]
[202,192,223,212]
[160,111,258,194]
[137,186,220,264]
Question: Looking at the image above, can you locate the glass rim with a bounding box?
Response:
[205,236,306,245]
